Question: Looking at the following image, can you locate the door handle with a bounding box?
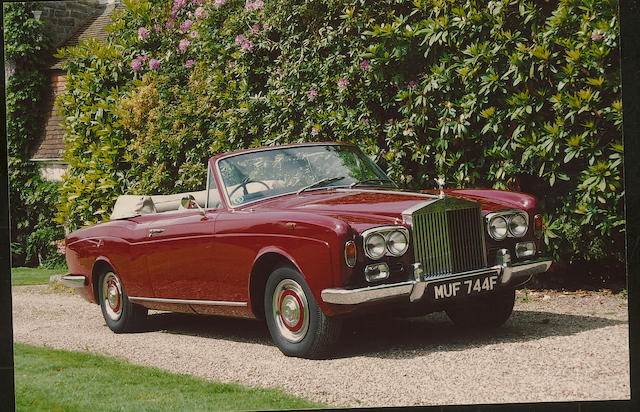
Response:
[148,228,165,237]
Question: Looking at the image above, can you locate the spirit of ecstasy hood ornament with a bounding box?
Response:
[435,177,445,199]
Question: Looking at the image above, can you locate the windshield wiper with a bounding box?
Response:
[349,178,397,189]
[297,176,346,194]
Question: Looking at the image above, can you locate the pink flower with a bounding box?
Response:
[408,81,417,90]
[180,19,193,32]
[363,118,370,125]
[138,27,149,40]
[241,39,254,51]
[185,59,196,68]
[179,38,190,52]
[153,24,162,32]
[140,54,149,61]
[194,6,207,19]
[276,68,283,75]
[263,23,270,31]
[229,61,236,67]
[337,77,349,90]
[167,18,175,30]
[131,58,142,71]
[149,58,160,70]
[592,29,605,41]
[307,87,318,100]
[190,30,199,38]
[359,59,371,71]
[387,118,393,124]
[245,0,264,10]
[311,126,320,136]
[171,0,187,17]
[251,24,260,33]
[235,34,245,45]
[214,0,226,9]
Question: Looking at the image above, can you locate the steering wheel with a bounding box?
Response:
[228,178,271,200]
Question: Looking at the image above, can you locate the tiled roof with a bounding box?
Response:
[50,2,124,70]
[34,2,125,161]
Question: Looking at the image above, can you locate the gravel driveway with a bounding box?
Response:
[12,285,629,408]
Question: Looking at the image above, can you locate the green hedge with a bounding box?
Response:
[57,0,623,275]
[5,3,65,267]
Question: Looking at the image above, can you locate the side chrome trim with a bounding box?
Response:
[128,296,248,307]
[61,274,87,288]
[321,257,553,305]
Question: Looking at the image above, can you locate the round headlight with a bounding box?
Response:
[386,230,408,256]
[365,233,386,259]
[509,214,528,237]
[489,216,508,240]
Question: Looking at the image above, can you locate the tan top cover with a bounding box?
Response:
[110,190,207,220]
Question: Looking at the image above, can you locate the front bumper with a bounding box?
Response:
[321,257,552,305]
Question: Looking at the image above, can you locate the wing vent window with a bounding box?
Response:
[207,166,222,209]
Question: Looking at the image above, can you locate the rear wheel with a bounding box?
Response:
[99,270,147,333]
[445,288,515,329]
[264,266,342,359]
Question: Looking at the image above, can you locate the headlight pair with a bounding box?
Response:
[362,226,409,259]
[486,210,529,240]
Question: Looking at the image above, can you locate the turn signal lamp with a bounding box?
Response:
[344,240,357,268]
[534,214,543,239]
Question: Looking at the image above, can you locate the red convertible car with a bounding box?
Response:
[63,142,551,358]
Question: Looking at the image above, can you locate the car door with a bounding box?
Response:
[141,208,219,301]
[143,164,230,301]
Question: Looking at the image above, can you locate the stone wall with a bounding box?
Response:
[35,0,101,47]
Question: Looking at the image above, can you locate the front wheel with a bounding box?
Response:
[264,266,342,359]
[445,288,515,330]
[99,270,147,333]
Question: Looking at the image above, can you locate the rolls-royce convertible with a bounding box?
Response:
[63,142,551,358]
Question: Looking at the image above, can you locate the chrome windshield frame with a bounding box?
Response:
[214,143,392,209]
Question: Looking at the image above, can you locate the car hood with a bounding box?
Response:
[250,187,536,233]
[251,189,427,230]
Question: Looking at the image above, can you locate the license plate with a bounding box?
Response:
[428,273,499,301]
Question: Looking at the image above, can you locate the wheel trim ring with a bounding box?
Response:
[102,272,123,321]
[107,279,121,313]
[272,278,309,344]
[279,290,304,332]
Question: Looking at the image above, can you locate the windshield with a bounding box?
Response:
[217,144,393,206]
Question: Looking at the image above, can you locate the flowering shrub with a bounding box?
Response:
[57,0,623,274]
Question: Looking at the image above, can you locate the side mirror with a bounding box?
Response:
[181,195,205,215]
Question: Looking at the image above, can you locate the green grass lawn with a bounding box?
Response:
[11,266,67,286]
[14,343,325,411]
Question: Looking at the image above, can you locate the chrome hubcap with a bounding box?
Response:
[272,279,309,343]
[102,272,123,321]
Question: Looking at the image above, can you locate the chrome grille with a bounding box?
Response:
[412,199,487,278]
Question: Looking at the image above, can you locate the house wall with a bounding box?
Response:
[35,0,101,47]
[35,161,68,182]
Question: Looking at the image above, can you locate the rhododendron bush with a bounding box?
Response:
[56,0,623,275]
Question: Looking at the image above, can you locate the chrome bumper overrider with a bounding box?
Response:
[61,274,87,288]
[321,257,552,305]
